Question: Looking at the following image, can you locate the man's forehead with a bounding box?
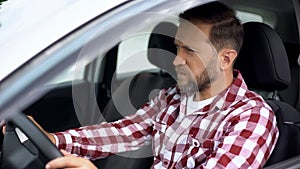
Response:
[175,21,211,48]
[177,21,210,35]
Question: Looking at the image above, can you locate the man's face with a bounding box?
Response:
[173,21,220,95]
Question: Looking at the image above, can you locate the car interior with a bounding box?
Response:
[0,0,299,168]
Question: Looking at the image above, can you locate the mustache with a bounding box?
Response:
[175,65,193,76]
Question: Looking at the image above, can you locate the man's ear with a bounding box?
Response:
[218,49,237,70]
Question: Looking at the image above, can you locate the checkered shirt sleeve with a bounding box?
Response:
[52,87,175,160]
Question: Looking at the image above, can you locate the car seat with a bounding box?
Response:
[234,22,300,166]
[102,21,177,122]
[278,44,300,111]
[95,22,177,169]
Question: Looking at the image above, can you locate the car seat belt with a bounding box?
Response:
[292,0,300,111]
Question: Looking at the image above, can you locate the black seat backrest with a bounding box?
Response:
[97,22,177,169]
[278,43,300,110]
[234,22,300,166]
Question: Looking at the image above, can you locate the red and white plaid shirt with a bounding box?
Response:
[53,70,278,169]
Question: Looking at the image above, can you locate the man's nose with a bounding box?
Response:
[173,53,186,66]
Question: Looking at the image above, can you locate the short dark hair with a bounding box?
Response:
[179,1,244,52]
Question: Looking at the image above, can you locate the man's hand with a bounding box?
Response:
[45,150,97,169]
[1,116,56,145]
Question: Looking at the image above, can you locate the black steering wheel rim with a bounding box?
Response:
[2,113,62,166]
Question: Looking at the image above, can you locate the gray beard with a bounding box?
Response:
[177,58,218,95]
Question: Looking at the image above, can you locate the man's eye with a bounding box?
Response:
[185,47,195,53]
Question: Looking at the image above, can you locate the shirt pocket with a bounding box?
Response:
[176,135,220,169]
[152,121,168,156]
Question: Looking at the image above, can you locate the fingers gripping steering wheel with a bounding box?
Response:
[1,113,62,169]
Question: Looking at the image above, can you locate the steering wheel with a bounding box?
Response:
[0,113,62,169]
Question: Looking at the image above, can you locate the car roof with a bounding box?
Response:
[0,0,127,81]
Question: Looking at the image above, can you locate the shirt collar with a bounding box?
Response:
[210,69,248,111]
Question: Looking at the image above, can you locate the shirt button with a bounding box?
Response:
[192,139,200,147]
[163,160,168,165]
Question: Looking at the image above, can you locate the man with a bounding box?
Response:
[44,1,278,168]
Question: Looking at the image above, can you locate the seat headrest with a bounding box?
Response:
[148,22,178,77]
[234,22,291,91]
